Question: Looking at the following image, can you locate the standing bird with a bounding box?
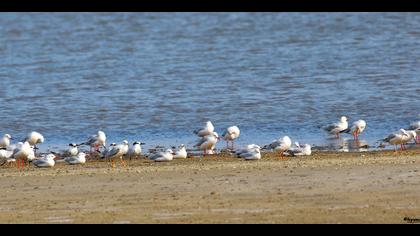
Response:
[33,154,56,168]
[195,132,219,156]
[222,126,240,150]
[67,143,79,156]
[264,136,292,159]
[193,121,215,137]
[127,141,145,160]
[173,144,188,159]
[79,131,107,152]
[408,121,420,143]
[24,131,44,154]
[148,149,174,162]
[12,142,33,169]
[340,120,367,140]
[381,129,417,152]
[103,140,129,168]
[0,134,13,149]
[323,116,349,138]
[64,152,86,165]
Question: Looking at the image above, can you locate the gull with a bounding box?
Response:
[12,141,33,169]
[193,121,214,137]
[127,141,145,160]
[323,116,348,138]
[239,147,261,161]
[194,132,219,156]
[234,144,261,158]
[23,131,44,154]
[173,144,187,159]
[285,142,312,157]
[263,136,292,159]
[149,149,174,162]
[381,129,417,151]
[33,154,56,168]
[0,134,13,149]
[0,149,14,167]
[340,120,367,140]
[64,152,86,165]
[103,140,129,168]
[222,126,240,149]
[407,121,420,143]
[79,131,107,152]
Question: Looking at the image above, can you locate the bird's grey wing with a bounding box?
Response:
[323,124,338,132]
[194,137,207,147]
[383,134,396,142]
[105,147,120,158]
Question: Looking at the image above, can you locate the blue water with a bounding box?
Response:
[0,13,419,152]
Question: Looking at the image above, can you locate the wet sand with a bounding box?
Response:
[1,149,419,224]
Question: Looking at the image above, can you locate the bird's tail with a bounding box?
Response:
[340,128,351,134]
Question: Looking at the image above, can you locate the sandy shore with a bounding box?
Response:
[1,149,420,224]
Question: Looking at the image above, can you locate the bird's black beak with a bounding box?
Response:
[140,142,146,145]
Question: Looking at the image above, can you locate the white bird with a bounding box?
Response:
[381,129,417,151]
[33,154,56,168]
[67,143,79,156]
[193,121,215,137]
[12,141,33,169]
[340,120,367,140]
[24,131,45,147]
[323,116,349,138]
[264,136,292,158]
[127,141,145,160]
[408,121,420,143]
[222,126,240,150]
[173,144,187,159]
[234,144,261,158]
[0,149,14,166]
[286,142,312,156]
[0,134,12,149]
[149,149,174,162]
[64,152,86,165]
[239,147,261,160]
[195,132,219,156]
[103,140,129,168]
[79,131,107,152]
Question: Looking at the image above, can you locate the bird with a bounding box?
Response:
[264,136,292,159]
[222,126,240,150]
[79,131,107,152]
[381,129,417,151]
[173,144,187,159]
[0,134,12,149]
[23,131,44,154]
[0,149,14,167]
[193,121,215,137]
[239,146,261,160]
[285,142,312,157]
[195,132,219,156]
[126,141,145,160]
[102,140,129,168]
[64,152,86,165]
[323,116,349,138]
[340,120,367,140]
[67,143,79,157]
[407,121,420,143]
[33,154,56,168]
[11,141,33,169]
[234,144,261,158]
[148,149,174,162]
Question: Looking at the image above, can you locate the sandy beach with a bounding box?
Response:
[1,149,419,224]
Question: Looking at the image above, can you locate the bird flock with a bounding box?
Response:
[0,116,419,169]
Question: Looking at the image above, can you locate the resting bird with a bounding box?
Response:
[239,146,261,160]
[149,149,174,162]
[195,132,219,156]
[79,131,107,152]
[222,126,240,150]
[285,142,312,157]
[323,116,348,138]
[340,120,366,140]
[33,154,56,168]
[381,129,417,151]
[173,144,188,159]
[234,144,261,158]
[64,152,86,165]
[193,121,215,137]
[264,136,292,159]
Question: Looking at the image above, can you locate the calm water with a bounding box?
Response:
[0,13,419,151]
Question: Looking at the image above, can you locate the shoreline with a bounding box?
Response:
[1,149,419,223]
